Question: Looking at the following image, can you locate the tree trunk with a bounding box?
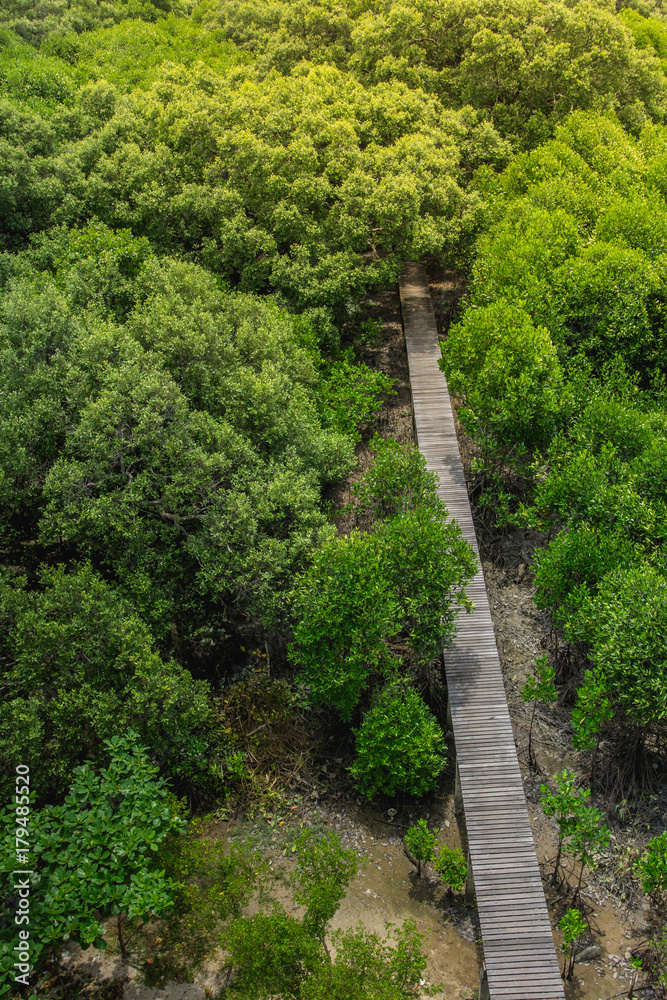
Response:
[552,837,563,886]
[528,700,537,768]
[117,913,128,960]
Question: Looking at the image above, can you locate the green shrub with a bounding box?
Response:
[319,352,395,440]
[540,769,609,888]
[566,563,667,753]
[560,908,588,980]
[222,907,323,1000]
[291,442,475,720]
[300,920,427,1000]
[0,564,219,801]
[635,831,667,909]
[376,507,476,666]
[0,731,185,984]
[349,683,447,799]
[290,530,402,720]
[404,818,437,877]
[292,830,358,940]
[434,845,467,893]
[441,299,565,464]
[533,525,639,621]
[353,435,443,521]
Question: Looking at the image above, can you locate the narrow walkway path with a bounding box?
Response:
[399,263,565,1000]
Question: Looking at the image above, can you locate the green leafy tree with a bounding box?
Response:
[0,235,357,672]
[376,508,476,668]
[300,920,427,1000]
[353,435,444,522]
[559,908,587,980]
[434,845,468,894]
[0,564,219,800]
[0,731,185,983]
[620,8,667,76]
[0,49,485,317]
[533,524,639,628]
[222,907,324,1000]
[540,769,608,896]
[349,683,447,799]
[290,529,402,720]
[319,352,395,440]
[521,653,557,767]
[404,819,437,877]
[291,443,475,720]
[566,564,667,772]
[291,830,358,947]
[70,16,248,92]
[448,112,667,384]
[540,770,588,885]
[440,298,565,468]
[635,831,667,912]
[568,800,609,902]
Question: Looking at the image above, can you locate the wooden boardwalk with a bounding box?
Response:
[399,263,565,1000]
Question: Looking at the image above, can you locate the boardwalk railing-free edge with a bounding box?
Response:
[399,263,565,1000]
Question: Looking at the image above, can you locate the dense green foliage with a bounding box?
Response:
[202,0,667,140]
[0,564,217,799]
[0,25,505,331]
[4,0,667,985]
[291,439,475,720]
[349,682,447,798]
[0,221,393,797]
[0,0,184,48]
[404,818,437,876]
[433,845,468,893]
[442,110,667,773]
[0,733,184,983]
[441,299,564,463]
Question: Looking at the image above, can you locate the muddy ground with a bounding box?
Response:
[59,273,665,999]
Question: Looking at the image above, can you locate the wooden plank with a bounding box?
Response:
[400,263,564,1000]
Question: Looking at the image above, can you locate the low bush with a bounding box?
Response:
[349,682,447,799]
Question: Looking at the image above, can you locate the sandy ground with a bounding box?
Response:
[61,797,481,999]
